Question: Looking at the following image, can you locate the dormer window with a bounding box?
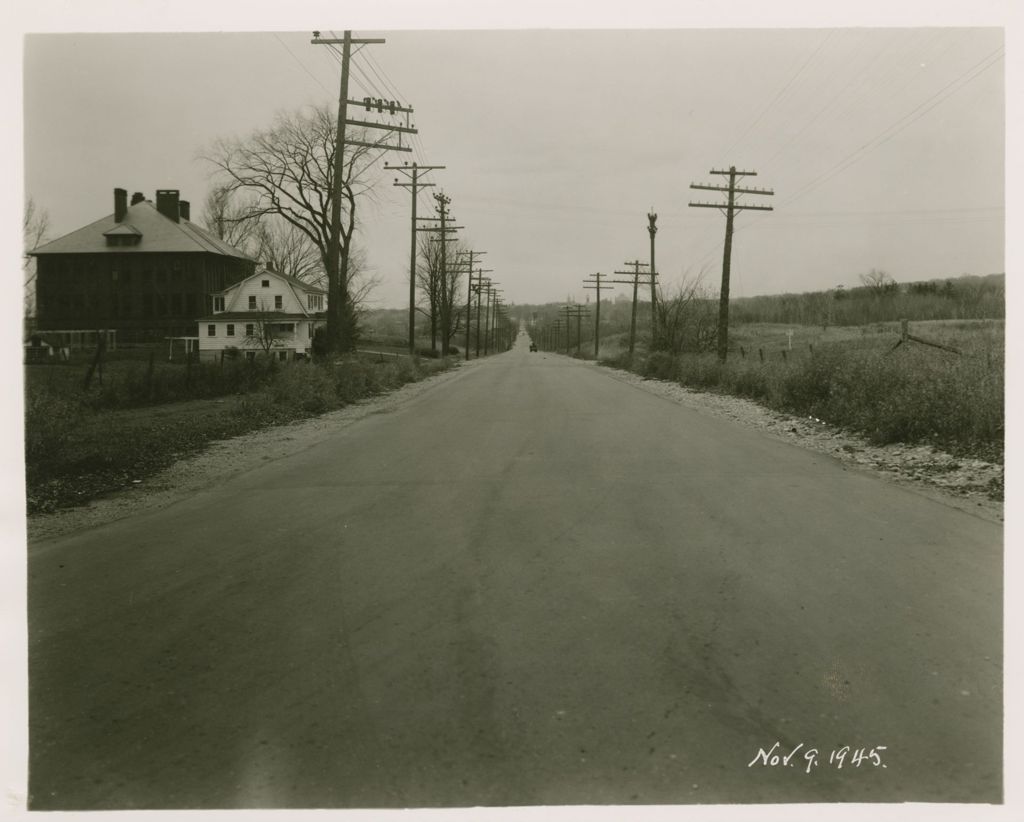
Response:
[213,296,225,312]
[103,223,142,247]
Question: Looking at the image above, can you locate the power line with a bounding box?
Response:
[780,45,1004,208]
[721,30,834,161]
[272,33,332,95]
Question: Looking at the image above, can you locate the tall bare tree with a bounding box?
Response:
[201,104,379,352]
[202,184,259,250]
[24,197,50,318]
[416,235,467,355]
[416,233,443,351]
[252,216,325,286]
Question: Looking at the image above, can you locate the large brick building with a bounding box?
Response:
[29,188,256,343]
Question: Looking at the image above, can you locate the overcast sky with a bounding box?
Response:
[21,23,1005,309]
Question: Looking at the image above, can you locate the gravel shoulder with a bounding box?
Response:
[597,364,1004,525]
[28,356,1002,541]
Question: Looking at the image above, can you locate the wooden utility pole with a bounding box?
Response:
[613,261,649,359]
[647,210,658,342]
[415,196,462,354]
[474,276,490,357]
[560,305,589,355]
[385,161,445,355]
[552,319,565,353]
[461,252,489,360]
[583,272,613,358]
[312,31,416,353]
[689,166,773,361]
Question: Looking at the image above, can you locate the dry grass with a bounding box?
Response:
[607,321,1003,462]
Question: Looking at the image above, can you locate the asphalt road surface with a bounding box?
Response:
[28,333,1002,809]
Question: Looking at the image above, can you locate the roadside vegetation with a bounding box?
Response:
[563,273,1004,465]
[605,320,1003,464]
[25,353,453,514]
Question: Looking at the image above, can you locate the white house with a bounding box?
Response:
[197,268,327,362]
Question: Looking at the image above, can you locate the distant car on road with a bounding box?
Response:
[529,342,538,352]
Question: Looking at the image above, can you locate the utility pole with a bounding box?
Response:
[486,287,503,354]
[689,166,774,361]
[461,252,489,360]
[385,161,445,355]
[647,210,658,343]
[560,305,589,356]
[552,319,565,353]
[474,276,490,357]
[483,285,495,355]
[583,272,613,358]
[415,196,462,354]
[613,261,650,359]
[312,31,416,353]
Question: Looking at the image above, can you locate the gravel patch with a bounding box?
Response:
[598,364,1003,524]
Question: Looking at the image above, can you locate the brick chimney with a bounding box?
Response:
[114,188,128,222]
[131,191,145,205]
[178,200,191,221]
[155,189,180,223]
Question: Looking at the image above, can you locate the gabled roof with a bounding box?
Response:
[102,223,142,237]
[215,268,327,297]
[29,201,254,260]
[270,270,328,295]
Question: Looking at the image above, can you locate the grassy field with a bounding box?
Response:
[24,354,454,514]
[603,319,1004,463]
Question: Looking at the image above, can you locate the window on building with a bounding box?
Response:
[249,295,257,310]
[207,324,216,337]
[245,351,256,361]
[245,324,254,336]
[308,323,313,338]
[213,296,225,312]
[227,324,235,337]
[274,295,283,310]
[307,294,323,311]
[261,279,270,288]
[278,351,287,361]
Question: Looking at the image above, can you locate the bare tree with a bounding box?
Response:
[859,268,898,296]
[416,235,467,355]
[24,197,51,318]
[252,216,325,285]
[243,299,285,358]
[202,185,259,250]
[201,104,380,352]
[416,233,443,351]
[652,272,718,355]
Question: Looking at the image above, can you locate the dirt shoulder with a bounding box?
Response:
[28,362,480,543]
[597,364,1003,525]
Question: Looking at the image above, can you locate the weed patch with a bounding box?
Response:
[25,355,454,514]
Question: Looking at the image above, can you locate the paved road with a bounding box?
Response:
[28,333,1002,809]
